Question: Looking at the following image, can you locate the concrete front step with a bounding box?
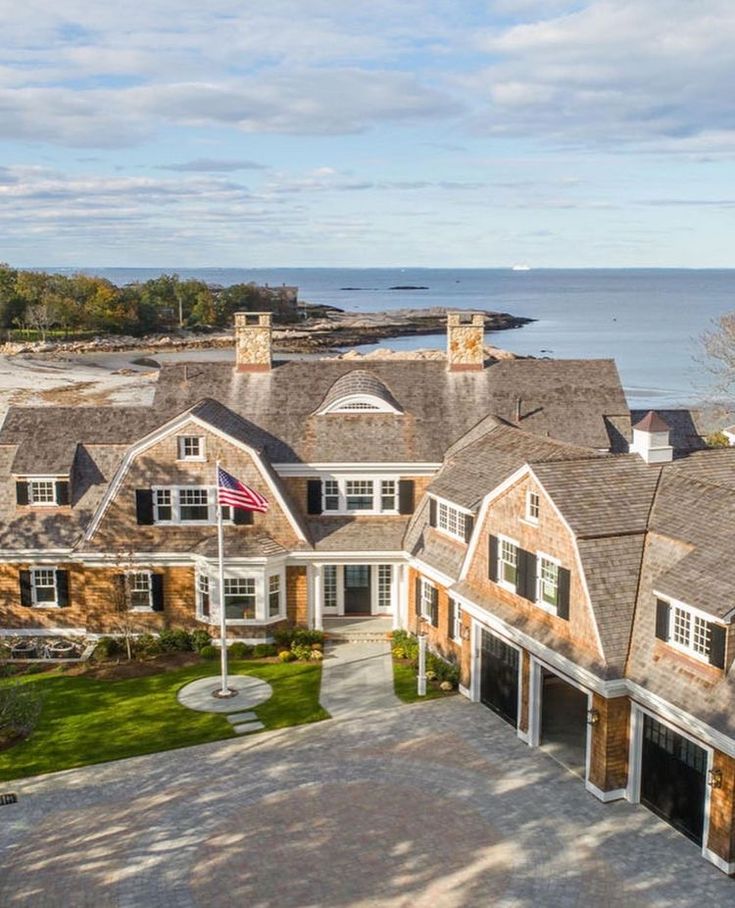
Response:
[327,634,392,644]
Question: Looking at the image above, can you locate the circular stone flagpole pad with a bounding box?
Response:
[178,675,273,714]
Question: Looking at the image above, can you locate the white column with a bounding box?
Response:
[392,564,401,631]
[396,564,408,630]
[313,564,323,631]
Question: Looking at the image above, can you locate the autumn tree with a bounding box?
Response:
[702,312,735,396]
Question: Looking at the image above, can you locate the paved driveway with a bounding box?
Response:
[0,698,731,907]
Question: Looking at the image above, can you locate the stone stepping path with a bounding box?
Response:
[232,721,266,735]
[225,711,265,735]
[226,711,258,724]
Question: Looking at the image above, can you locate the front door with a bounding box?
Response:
[480,630,519,727]
[344,565,371,614]
[640,714,707,845]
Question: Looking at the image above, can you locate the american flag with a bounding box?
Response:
[217,466,269,513]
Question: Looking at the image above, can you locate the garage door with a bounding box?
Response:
[480,630,519,727]
[640,714,707,845]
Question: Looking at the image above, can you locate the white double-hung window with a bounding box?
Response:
[322,477,399,514]
[498,537,519,589]
[537,555,560,611]
[128,572,153,610]
[436,500,467,541]
[31,568,58,605]
[672,604,711,659]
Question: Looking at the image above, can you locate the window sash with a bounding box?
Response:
[321,477,399,514]
[499,539,518,587]
[436,500,466,540]
[323,565,338,609]
[32,568,57,604]
[538,558,559,607]
[179,436,204,460]
[129,572,152,609]
[377,565,392,609]
[452,601,462,641]
[224,577,256,620]
[345,480,374,510]
[420,579,434,618]
[197,573,210,618]
[526,491,540,522]
[268,574,281,618]
[671,605,712,659]
[29,480,56,505]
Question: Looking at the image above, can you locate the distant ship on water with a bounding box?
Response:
[511,264,531,272]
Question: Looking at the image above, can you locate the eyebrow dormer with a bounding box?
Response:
[316,371,403,415]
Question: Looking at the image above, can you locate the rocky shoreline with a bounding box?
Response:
[0,307,532,358]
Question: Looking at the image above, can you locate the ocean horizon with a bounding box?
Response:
[44,266,735,411]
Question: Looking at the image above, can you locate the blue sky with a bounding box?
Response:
[1,0,734,268]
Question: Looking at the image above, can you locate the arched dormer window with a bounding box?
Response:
[316,371,403,416]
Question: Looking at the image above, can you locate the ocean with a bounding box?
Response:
[49,267,735,409]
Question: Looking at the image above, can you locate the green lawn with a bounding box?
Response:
[0,660,327,783]
[392,658,451,704]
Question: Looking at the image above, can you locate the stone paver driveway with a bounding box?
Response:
[1,698,732,907]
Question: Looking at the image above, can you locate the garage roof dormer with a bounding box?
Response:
[316,371,403,415]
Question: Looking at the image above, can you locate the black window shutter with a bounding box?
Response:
[429,498,437,527]
[431,587,439,627]
[488,535,499,582]
[398,479,415,515]
[655,599,670,641]
[16,481,29,506]
[447,597,455,638]
[233,507,253,525]
[463,515,474,544]
[517,550,537,602]
[307,479,323,515]
[55,480,70,506]
[151,574,164,612]
[136,489,154,525]
[19,569,32,606]
[56,570,70,607]
[557,567,571,620]
[114,573,127,606]
[414,576,422,616]
[709,623,726,669]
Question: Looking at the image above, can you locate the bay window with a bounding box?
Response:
[268,574,281,618]
[224,577,256,620]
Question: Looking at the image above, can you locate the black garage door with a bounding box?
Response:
[480,630,519,727]
[641,714,707,845]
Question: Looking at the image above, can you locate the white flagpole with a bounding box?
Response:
[216,460,230,697]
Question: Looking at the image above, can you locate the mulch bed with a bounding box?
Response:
[67,651,202,681]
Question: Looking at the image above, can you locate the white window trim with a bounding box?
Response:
[435,499,469,543]
[196,571,211,620]
[451,598,463,642]
[197,566,287,624]
[655,592,721,665]
[152,486,234,526]
[496,533,520,594]
[30,567,59,608]
[319,394,402,415]
[419,577,435,620]
[524,489,540,525]
[535,550,561,615]
[267,572,282,619]
[27,478,60,508]
[177,435,206,462]
[321,475,400,516]
[127,570,154,612]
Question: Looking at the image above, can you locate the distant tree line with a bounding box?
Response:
[0,265,299,340]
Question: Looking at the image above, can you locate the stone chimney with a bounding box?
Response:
[447,312,485,372]
[630,411,673,463]
[234,312,271,372]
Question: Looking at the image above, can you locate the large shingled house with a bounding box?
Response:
[2,310,735,874]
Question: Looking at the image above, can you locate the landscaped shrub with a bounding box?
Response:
[190,629,212,653]
[309,649,324,661]
[157,629,192,652]
[94,636,122,660]
[290,643,313,661]
[273,628,326,648]
[199,645,219,660]
[228,642,253,660]
[426,652,459,686]
[391,630,418,661]
[133,634,161,658]
[278,649,296,662]
[252,643,277,658]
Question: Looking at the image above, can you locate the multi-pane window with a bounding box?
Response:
[178,436,204,460]
[380,481,397,511]
[268,574,281,618]
[129,572,152,609]
[437,501,467,541]
[323,565,338,609]
[324,480,339,511]
[179,488,209,521]
[197,574,210,618]
[345,480,374,510]
[538,557,559,608]
[377,565,393,609]
[420,578,434,619]
[499,539,518,587]
[29,480,55,505]
[154,488,173,522]
[672,605,711,658]
[32,568,57,604]
[452,599,462,641]
[526,491,540,522]
[223,578,256,620]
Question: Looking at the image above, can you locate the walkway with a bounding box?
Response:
[1,699,731,906]
[319,637,402,719]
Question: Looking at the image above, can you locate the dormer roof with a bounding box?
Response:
[317,370,403,414]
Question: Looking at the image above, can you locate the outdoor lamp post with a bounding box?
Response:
[417,617,428,697]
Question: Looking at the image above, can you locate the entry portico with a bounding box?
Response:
[305,558,409,630]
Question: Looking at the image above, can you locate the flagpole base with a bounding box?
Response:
[212,687,239,700]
